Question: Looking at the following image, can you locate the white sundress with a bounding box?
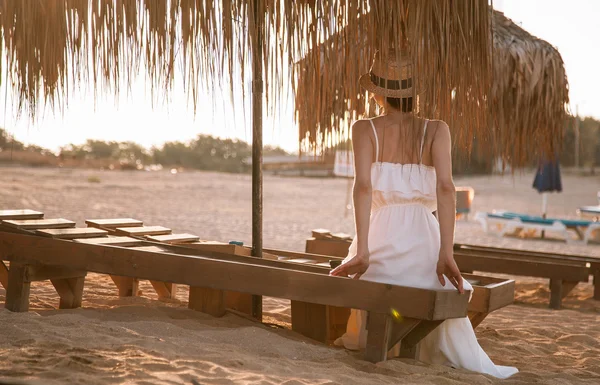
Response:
[334,119,518,379]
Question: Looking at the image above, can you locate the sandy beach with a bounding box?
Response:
[0,166,599,384]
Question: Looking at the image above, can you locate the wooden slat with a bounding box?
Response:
[116,226,171,236]
[37,227,108,239]
[0,209,44,220]
[146,233,200,244]
[1,231,470,320]
[305,238,350,258]
[85,218,143,229]
[454,252,589,282]
[74,236,144,247]
[311,229,332,239]
[1,218,75,230]
[182,242,253,257]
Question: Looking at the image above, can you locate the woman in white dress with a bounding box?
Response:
[330,51,518,379]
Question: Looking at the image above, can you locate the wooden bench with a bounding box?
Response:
[300,231,514,339]
[454,243,598,308]
[0,230,470,363]
[305,230,592,310]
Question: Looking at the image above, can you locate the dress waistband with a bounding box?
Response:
[371,201,434,213]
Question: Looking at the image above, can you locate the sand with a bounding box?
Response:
[0,165,599,384]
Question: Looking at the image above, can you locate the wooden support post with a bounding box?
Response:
[0,261,9,289]
[250,0,265,323]
[549,279,563,309]
[110,275,139,297]
[593,267,600,301]
[51,277,85,309]
[188,286,226,317]
[225,291,254,317]
[365,312,393,363]
[291,301,328,343]
[468,311,489,328]
[561,281,578,299]
[291,301,351,344]
[5,263,31,312]
[150,281,178,300]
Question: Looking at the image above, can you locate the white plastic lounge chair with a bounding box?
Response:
[475,211,600,245]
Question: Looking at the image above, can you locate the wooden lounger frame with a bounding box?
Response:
[454,243,599,307]
[0,229,470,363]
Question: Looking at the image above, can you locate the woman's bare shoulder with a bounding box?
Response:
[351,119,374,136]
[425,119,450,138]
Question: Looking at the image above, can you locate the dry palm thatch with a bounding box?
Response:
[296,9,569,166]
[491,10,569,166]
[0,0,492,153]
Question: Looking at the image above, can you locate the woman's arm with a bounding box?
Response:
[330,120,373,279]
[431,121,464,293]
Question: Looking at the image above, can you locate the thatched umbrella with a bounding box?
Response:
[295,9,569,166]
[0,0,494,318]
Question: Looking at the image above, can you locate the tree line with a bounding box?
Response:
[1,115,599,174]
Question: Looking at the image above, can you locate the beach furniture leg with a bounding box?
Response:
[291,301,328,343]
[5,263,31,312]
[468,311,490,328]
[110,275,139,297]
[150,281,178,300]
[550,279,578,309]
[0,261,8,289]
[365,312,394,363]
[225,291,256,319]
[188,286,226,317]
[397,320,443,359]
[290,301,350,343]
[593,266,600,300]
[51,276,86,309]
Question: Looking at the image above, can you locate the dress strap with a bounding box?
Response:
[368,119,380,163]
[420,120,429,163]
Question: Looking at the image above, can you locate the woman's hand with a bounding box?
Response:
[330,252,370,280]
[436,251,465,294]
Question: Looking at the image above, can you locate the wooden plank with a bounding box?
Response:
[189,286,226,317]
[74,236,144,247]
[28,265,87,282]
[116,226,172,236]
[305,238,350,258]
[51,277,85,309]
[266,247,343,263]
[455,243,598,265]
[1,218,75,230]
[4,263,31,312]
[311,229,332,239]
[454,253,589,282]
[183,242,253,257]
[129,246,166,252]
[1,232,470,320]
[37,227,108,239]
[0,209,44,220]
[0,261,8,289]
[146,233,200,244]
[85,218,143,229]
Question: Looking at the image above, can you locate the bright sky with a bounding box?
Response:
[1,0,598,154]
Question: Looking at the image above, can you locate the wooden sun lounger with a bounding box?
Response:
[305,229,592,309]
[0,229,470,363]
[301,230,515,337]
[454,243,600,306]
